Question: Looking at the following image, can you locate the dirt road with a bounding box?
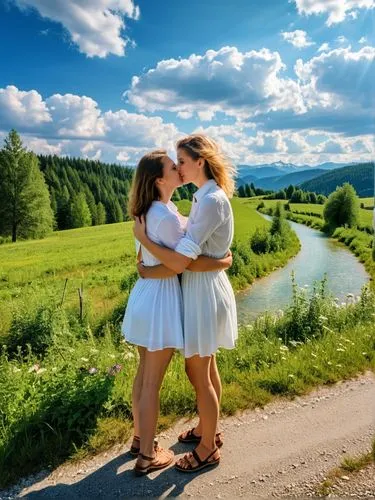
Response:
[2,371,374,499]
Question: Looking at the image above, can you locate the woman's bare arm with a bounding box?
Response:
[187,251,232,272]
[137,262,177,279]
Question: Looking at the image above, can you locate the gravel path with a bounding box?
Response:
[1,371,374,499]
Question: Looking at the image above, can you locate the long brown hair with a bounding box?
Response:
[127,150,167,218]
[177,134,236,198]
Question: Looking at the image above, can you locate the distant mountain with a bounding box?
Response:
[300,163,374,197]
[250,168,325,191]
[236,174,259,187]
[237,161,346,180]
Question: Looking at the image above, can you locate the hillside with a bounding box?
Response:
[300,162,374,197]
[251,168,325,191]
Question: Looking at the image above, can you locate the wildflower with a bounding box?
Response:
[88,367,98,375]
[336,348,345,352]
[362,352,367,356]
[311,353,317,358]
[12,367,21,373]
[288,374,295,378]
[109,354,116,359]
[280,345,289,351]
[281,356,286,361]
[123,352,135,360]
[80,357,89,362]
[28,364,40,373]
[107,364,122,376]
[336,364,342,368]
[327,361,332,365]
[319,315,328,321]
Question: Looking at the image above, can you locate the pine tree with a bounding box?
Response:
[0,130,53,242]
[70,192,92,228]
[95,202,106,225]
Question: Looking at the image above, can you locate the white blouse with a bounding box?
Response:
[136,201,187,265]
[175,180,234,259]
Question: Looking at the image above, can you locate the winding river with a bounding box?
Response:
[236,217,370,324]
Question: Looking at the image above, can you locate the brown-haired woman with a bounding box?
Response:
[122,149,232,475]
[134,135,238,473]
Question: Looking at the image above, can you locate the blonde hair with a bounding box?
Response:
[127,150,167,218]
[176,134,236,198]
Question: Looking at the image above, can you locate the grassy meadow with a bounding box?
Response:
[0,198,275,337]
[1,195,374,487]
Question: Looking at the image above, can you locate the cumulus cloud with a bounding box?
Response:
[126,46,306,121]
[0,85,51,128]
[281,30,315,48]
[0,85,185,164]
[293,0,375,26]
[318,43,330,52]
[295,46,375,111]
[13,0,140,57]
[194,123,374,165]
[359,36,367,43]
[46,94,107,138]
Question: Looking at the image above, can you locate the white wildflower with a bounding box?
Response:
[336,348,345,352]
[80,357,89,362]
[311,353,317,358]
[288,374,295,378]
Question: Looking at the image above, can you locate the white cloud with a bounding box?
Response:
[126,46,306,121]
[46,93,107,138]
[318,43,330,52]
[24,137,62,155]
[359,36,367,43]
[13,0,140,57]
[0,85,51,128]
[293,0,375,26]
[281,30,315,48]
[295,46,375,111]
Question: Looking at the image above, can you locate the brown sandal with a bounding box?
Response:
[129,436,158,456]
[134,447,174,476]
[175,447,220,473]
[178,428,224,448]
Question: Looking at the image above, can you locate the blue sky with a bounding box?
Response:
[0,0,374,166]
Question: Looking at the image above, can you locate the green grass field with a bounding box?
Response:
[258,198,373,232]
[0,199,270,335]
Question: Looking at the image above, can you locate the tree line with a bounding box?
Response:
[0,130,196,242]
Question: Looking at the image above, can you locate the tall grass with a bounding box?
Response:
[0,280,374,487]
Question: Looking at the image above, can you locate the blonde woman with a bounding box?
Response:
[134,135,238,472]
[123,149,232,475]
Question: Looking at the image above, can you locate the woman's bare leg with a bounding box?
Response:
[184,354,221,437]
[132,346,146,439]
[138,348,174,459]
[176,355,220,469]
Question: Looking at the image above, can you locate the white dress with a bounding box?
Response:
[176,180,238,358]
[122,201,186,351]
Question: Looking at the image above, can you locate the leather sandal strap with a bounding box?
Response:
[138,452,154,461]
[191,449,203,466]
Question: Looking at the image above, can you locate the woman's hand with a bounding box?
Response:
[133,215,147,243]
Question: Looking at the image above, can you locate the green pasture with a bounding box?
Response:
[0,199,269,335]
